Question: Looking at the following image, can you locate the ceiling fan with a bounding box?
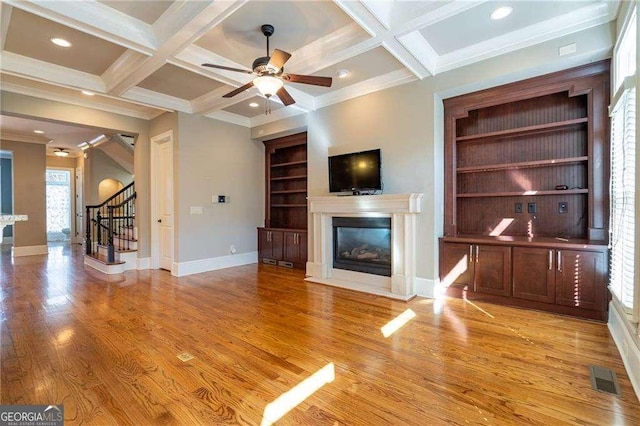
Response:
[202,24,332,107]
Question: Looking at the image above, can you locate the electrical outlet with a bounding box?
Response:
[515,203,523,213]
[527,203,537,214]
[218,195,226,203]
[558,201,568,214]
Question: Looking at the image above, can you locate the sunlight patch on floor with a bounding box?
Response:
[463,298,495,319]
[381,308,416,338]
[261,362,335,426]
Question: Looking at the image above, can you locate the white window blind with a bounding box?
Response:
[609,85,636,317]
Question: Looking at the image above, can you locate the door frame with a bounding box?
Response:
[45,166,75,244]
[150,130,175,272]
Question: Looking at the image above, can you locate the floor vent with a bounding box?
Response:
[177,352,195,362]
[589,365,621,396]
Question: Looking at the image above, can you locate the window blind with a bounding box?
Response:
[609,86,636,318]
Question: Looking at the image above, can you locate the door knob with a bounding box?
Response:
[157,219,162,223]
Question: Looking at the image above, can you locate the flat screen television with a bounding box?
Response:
[328,149,382,194]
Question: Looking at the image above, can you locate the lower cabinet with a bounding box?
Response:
[258,228,307,269]
[512,247,607,312]
[440,243,511,297]
[440,240,609,320]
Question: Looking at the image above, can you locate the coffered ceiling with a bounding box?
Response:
[0,0,621,135]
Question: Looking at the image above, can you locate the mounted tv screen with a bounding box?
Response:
[328,149,382,194]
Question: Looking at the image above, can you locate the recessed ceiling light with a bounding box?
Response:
[336,69,350,78]
[33,130,44,134]
[490,6,513,20]
[50,37,72,47]
[81,90,95,96]
[249,102,259,108]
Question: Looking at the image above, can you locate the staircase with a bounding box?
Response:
[84,182,137,274]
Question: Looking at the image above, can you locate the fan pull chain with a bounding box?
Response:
[265,97,272,115]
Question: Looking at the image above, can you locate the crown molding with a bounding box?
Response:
[204,110,251,128]
[0,82,157,120]
[436,2,613,74]
[315,68,415,110]
[0,132,49,144]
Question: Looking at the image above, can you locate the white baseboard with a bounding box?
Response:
[415,277,437,298]
[137,257,151,270]
[607,301,640,402]
[172,251,258,277]
[119,252,138,271]
[12,245,48,257]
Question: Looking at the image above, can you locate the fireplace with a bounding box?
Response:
[306,193,423,300]
[333,217,391,277]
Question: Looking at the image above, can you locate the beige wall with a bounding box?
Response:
[1,91,152,257]
[46,155,78,169]
[85,148,133,205]
[253,22,614,284]
[0,140,46,248]
[175,112,262,262]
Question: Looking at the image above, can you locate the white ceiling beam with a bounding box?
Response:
[1,3,13,50]
[3,0,157,54]
[396,32,438,76]
[104,0,247,97]
[195,89,257,116]
[0,132,50,144]
[121,87,192,113]
[334,0,430,79]
[0,51,105,93]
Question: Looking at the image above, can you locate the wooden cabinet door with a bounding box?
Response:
[513,247,556,303]
[284,231,308,265]
[555,250,607,311]
[439,243,475,290]
[258,229,283,261]
[475,245,511,297]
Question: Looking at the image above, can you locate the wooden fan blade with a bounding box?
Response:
[223,81,254,98]
[282,73,332,87]
[267,49,291,72]
[202,63,253,74]
[276,86,295,106]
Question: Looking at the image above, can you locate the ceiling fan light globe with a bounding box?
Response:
[54,149,69,157]
[253,76,284,97]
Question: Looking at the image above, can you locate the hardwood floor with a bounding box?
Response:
[1,243,639,425]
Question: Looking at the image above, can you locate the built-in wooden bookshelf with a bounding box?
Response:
[258,132,308,269]
[440,61,611,320]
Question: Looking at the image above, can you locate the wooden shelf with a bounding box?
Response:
[271,175,307,181]
[457,156,588,173]
[271,204,307,208]
[456,117,588,142]
[457,189,588,198]
[271,160,307,168]
[271,189,307,194]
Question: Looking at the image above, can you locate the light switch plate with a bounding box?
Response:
[190,206,203,215]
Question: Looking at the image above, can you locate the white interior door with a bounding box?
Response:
[151,130,174,272]
[75,167,83,244]
[158,141,173,270]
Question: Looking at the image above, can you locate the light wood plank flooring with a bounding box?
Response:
[1,243,639,425]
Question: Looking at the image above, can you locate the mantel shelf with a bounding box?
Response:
[457,156,588,173]
[456,117,588,142]
[457,189,589,198]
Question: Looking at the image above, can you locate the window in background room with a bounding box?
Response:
[46,169,72,242]
[609,8,637,321]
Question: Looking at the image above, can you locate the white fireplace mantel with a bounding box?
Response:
[305,193,423,300]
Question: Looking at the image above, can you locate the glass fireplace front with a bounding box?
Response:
[332,217,391,277]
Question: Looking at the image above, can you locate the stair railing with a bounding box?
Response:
[85,182,136,262]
